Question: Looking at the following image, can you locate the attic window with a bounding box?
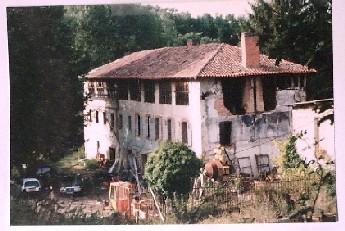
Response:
[116,81,128,100]
[159,82,172,104]
[88,82,95,96]
[144,81,155,103]
[175,82,189,105]
[129,80,141,101]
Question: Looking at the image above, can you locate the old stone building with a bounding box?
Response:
[83,33,317,177]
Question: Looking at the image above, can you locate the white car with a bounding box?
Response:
[59,175,83,195]
[21,178,41,193]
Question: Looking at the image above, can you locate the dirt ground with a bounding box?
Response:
[37,188,115,218]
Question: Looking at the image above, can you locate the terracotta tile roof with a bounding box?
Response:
[86,43,316,79]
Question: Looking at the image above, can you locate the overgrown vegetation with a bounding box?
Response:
[56,148,85,169]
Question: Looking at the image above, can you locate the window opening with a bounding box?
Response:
[128,115,132,131]
[146,115,151,138]
[136,115,141,136]
[96,111,99,123]
[159,82,172,104]
[219,121,232,146]
[109,147,116,161]
[167,119,172,141]
[118,114,123,129]
[103,112,107,124]
[144,81,155,103]
[182,122,188,144]
[221,78,245,115]
[129,80,141,101]
[175,82,189,105]
[155,118,160,140]
[110,113,115,130]
[116,81,128,100]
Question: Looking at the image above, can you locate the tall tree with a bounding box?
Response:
[8,6,83,170]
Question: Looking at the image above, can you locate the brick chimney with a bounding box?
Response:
[241,32,260,68]
[186,39,198,46]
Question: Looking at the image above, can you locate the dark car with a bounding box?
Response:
[59,174,83,196]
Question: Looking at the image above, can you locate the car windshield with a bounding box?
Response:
[62,175,82,186]
[24,180,39,187]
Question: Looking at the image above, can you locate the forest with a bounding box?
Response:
[8,0,332,172]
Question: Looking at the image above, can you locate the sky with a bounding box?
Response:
[141,0,254,17]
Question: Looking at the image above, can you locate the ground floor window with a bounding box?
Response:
[155,118,160,140]
[167,119,172,141]
[182,122,188,144]
[136,114,141,136]
[109,147,116,161]
[219,121,232,146]
[110,113,115,130]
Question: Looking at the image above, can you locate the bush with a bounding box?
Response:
[144,141,203,200]
[85,159,99,170]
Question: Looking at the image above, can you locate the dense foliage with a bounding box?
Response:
[8,7,84,171]
[144,141,202,199]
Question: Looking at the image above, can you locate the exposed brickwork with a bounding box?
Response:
[214,96,232,116]
[243,77,265,113]
[241,33,260,68]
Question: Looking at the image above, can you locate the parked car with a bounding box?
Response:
[59,174,83,196]
[21,178,41,193]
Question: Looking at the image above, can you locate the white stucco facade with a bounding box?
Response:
[292,100,335,165]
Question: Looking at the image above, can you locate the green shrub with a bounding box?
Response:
[144,141,203,200]
[85,159,99,170]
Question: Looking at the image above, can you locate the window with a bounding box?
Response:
[129,80,141,101]
[110,113,115,130]
[96,81,106,97]
[182,122,188,144]
[167,119,172,141]
[89,109,92,122]
[96,111,99,123]
[136,114,141,136]
[109,147,116,161]
[103,112,107,124]
[128,115,132,131]
[221,78,246,115]
[141,154,148,175]
[118,114,123,129]
[97,141,100,150]
[175,82,189,105]
[88,81,95,96]
[116,81,128,100]
[159,82,172,104]
[219,121,232,146]
[146,115,151,138]
[155,118,160,140]
[144,81,155,103]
